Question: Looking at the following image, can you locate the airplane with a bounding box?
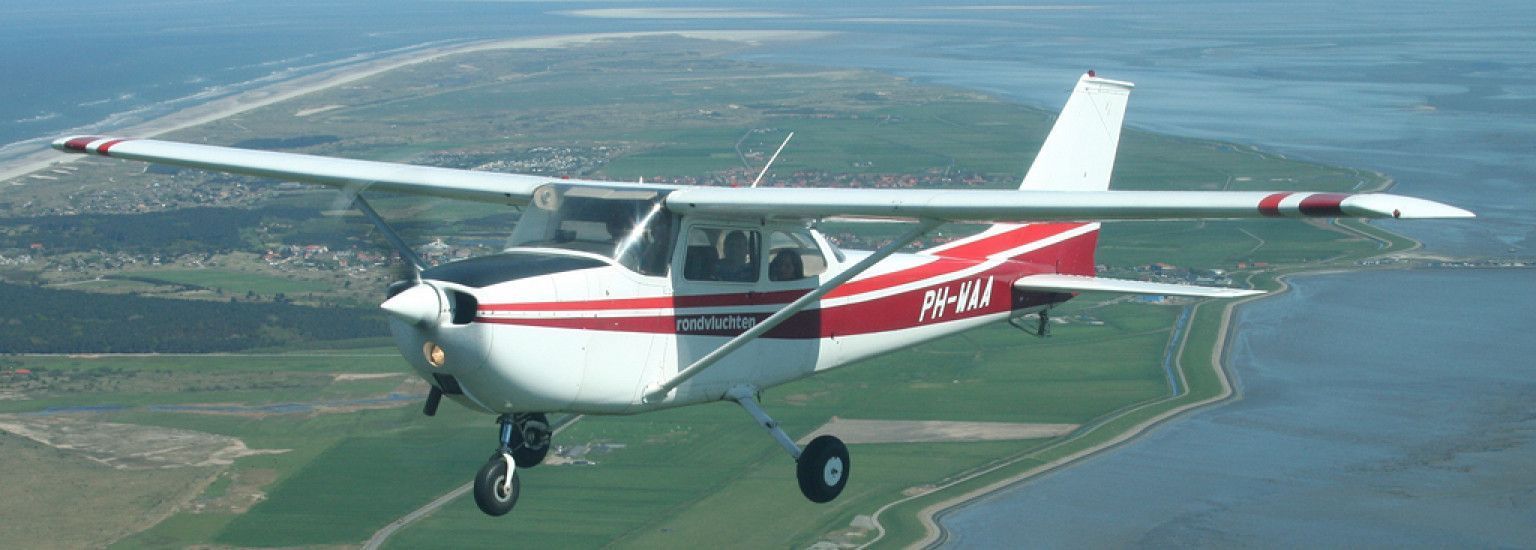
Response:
[51,72,1473,516]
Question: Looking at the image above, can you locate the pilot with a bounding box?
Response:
[606,213,631,243]
[769,250,804,281]
[715,231,756,282]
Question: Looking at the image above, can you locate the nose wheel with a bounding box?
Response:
[473,451,520,516]
[473,413,552,516]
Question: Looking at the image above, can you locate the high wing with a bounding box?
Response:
[54,135,1472,222]
[1014,274,1263,298]
[53,135,585,205]
[661,187,1474,222]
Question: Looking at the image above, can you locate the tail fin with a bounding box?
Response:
[927,72,1131,275]
[1019,71,1133,191]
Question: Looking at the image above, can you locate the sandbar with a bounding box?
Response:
[0,30,831,185]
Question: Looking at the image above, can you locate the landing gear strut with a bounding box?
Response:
[472,412,553,516]
[729,386,849,503]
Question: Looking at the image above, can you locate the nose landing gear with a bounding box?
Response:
[473,412,554,516]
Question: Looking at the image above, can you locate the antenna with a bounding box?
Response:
[750,132,794,188]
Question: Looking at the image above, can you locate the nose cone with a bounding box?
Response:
[381,283,443,326]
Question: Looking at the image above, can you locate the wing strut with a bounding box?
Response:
[349,192,428,273]
[645,218,943,402]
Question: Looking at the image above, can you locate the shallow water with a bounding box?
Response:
[939,269,1536,547]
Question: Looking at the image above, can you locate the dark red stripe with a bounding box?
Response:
[474,233,1101,338]
[1298,193,1348,217]
[477,288,812,312]
[476,269,1066,339]
[63,137,99,152]
[95,139,127,156]
[1258,192,1291,217]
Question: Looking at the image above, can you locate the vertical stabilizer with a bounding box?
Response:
[1019,72,1134,191]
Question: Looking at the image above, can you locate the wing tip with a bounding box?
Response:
[1342,194,1476,219]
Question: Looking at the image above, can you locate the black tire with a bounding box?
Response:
[512,443,549,468]
[473,456,520,516]
[513,413,552,468]
[796,435,850,503]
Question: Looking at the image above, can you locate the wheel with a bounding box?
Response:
[512,443,549,468]
[513,412,551,468]
[473,455,520,516]
[796,435,850,503]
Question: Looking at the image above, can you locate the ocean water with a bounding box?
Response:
[3,1,1533,545]
[938,269,1536,547]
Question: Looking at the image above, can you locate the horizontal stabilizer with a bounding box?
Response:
[1014,274,1264,298]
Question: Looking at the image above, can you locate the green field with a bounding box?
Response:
[115,268,332,295]
[0,36,1411,549]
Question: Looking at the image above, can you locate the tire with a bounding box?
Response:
[796,435,850,503]
[513,413,551,468]
[473,456,520,516]
[512,444,549,468]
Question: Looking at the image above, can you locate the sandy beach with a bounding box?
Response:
[0,30,830,185]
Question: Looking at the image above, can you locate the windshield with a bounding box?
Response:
[506,184,675,276]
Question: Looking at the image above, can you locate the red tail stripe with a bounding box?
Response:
[930,223,1085,259]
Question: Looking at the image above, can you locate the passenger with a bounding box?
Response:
[769,250,804,281]
[715,231,756,282]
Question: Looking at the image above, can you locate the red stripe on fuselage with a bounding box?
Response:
[928,223,1085,259]
[476,224,1092,314]
[475,230,1096,338]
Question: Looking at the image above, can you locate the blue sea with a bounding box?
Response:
[3,0,1532,545]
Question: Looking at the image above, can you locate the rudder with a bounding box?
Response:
[1019,72,1133,192]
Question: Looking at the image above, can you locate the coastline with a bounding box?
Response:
[0,30,831,185]
[871,290,1261,548]
[874,172,1443,548]
[891,251,1436,547]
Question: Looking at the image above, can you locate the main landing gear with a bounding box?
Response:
[473,412,552,516]
[729,386,850,503]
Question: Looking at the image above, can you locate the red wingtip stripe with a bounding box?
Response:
[1258,192,1291,217]
[63,137,99,152]
[95,139,127,156]
[1298,193,1349,217]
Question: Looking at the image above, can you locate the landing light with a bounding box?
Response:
[424,341,446,368]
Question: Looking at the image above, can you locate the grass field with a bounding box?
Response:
[114,268,332,295]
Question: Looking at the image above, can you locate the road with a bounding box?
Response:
[361,414,584,550]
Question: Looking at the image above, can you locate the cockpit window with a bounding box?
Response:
[506,184,674,276]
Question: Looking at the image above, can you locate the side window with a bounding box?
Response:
[683,227,760,282]
[767,230,826,282]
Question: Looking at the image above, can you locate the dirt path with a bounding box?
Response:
[361,414,584,550]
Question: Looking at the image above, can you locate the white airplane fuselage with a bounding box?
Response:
[390,221,1099,415]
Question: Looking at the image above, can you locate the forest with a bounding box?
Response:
[0,282,386,353]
